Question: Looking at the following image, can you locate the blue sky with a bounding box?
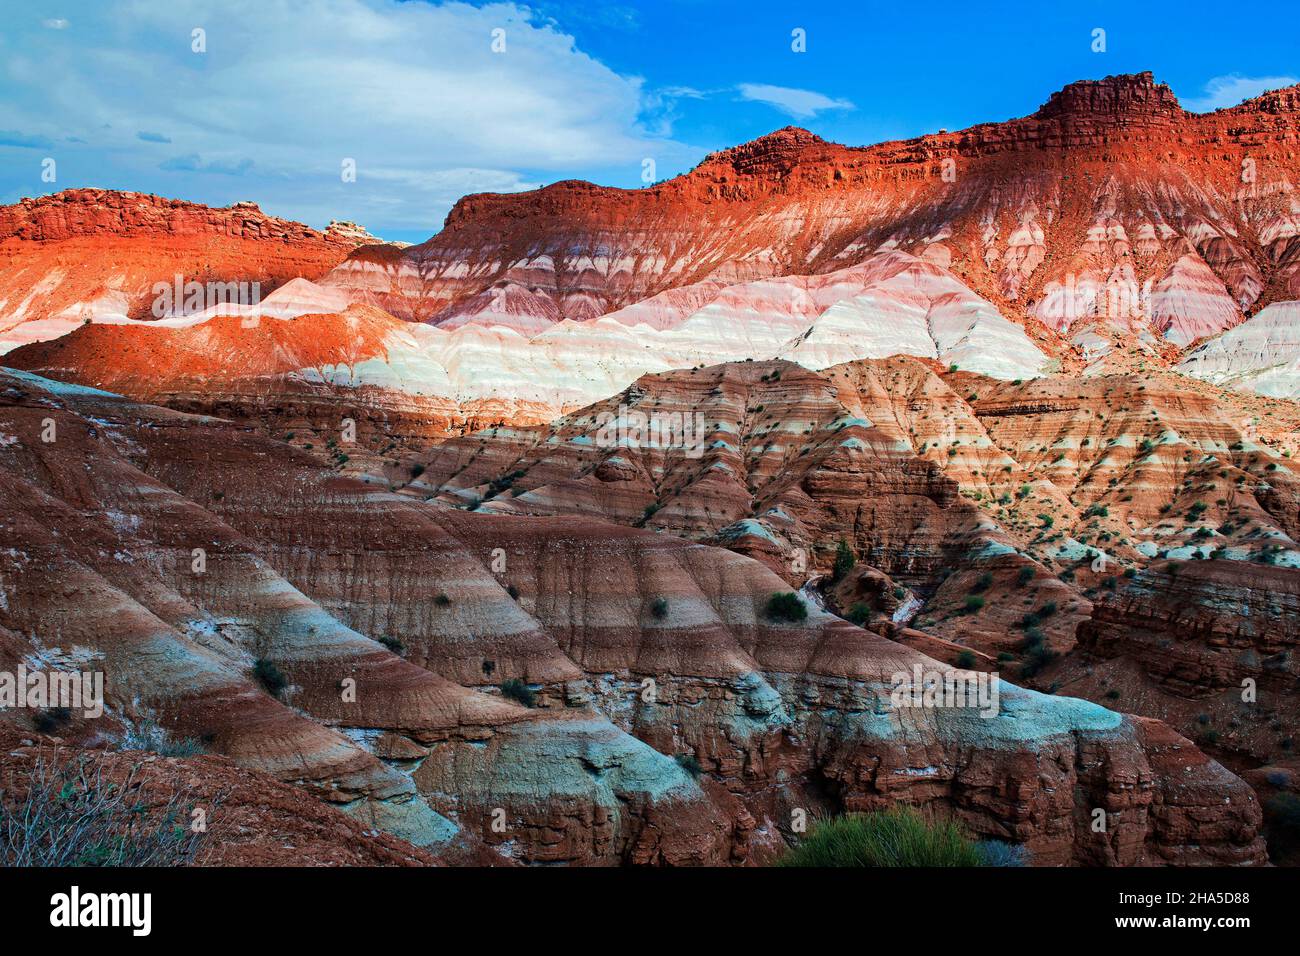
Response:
[2,0,1296,243]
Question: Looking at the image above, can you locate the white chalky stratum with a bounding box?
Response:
[134,250,1049,414]
[1180,300,1300,398]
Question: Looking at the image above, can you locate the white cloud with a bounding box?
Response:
[0,0,698,233]
[1182,74,1298,112]
[737,83,854,119]
[41,19,69,29]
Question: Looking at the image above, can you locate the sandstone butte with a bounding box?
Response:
[1,71,1299,867]
[0,189,374,353]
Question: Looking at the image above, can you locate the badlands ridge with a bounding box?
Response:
[1,72,1298,865]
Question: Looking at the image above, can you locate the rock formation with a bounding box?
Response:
[0,190,379,353]
[0,368,1270,865]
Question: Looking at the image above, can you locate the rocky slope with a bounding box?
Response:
[1180,301,1300,398]
[405,355,1300,685]
[6,72,1299,425]
[324,73,1299,361]
[1064,560,1300,768]
[0,368,1268,865]
[0,189,375,353]
[5,250,1050,428]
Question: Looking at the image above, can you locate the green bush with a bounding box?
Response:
[963,595,985,613]
[974,840,1028,866]
[830,539,856,583]
[499,678,536,708]
[765,592,807,623]
[845,602,872,626]
[0,753,211,866]
[253,658,288,696]
[1019,643,1058,678]
[778,806,985,867]
[650,597,669,619]
[956,650,977,669]
[377,635,405,655]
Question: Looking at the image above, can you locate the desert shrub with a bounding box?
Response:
[765,592,807,623]
[963,595,985,613]
[506,584,520,600]
[845,602,872,626]
[830,539,856,583]
[650,597,669,619]
[0,752,213,866]
[484,469,525,499]
[434,593,451,606]
[1265,770,1291,789]
[974,840,1028,866]
[1019,643,1058,678]
[778,806,985,867]
[499,678,536,708]
[32,708,72,733]
[252,658,288,696]
[118,719,207,758]
[377,634,406,655]
[970,572,993,593]
[956,650,977,669]
[1016,567,1035,586]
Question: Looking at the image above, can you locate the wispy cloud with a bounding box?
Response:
[737,83,854,119]
[0,130,54,149]
[1182,74,1297,112]
[160,154,253,176]
[0,0,700,232]
[41,18,69,29]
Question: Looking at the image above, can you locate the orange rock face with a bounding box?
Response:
[1066,560,1300,767]
[0,189,367,351]
[325,72,1299,356]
